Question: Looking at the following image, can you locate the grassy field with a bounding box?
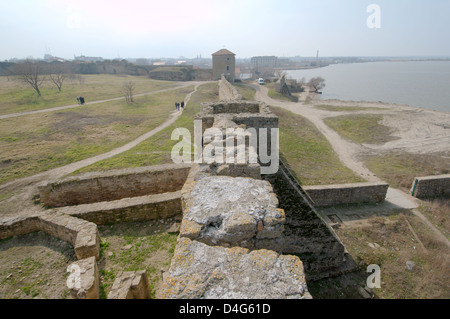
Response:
[324,114,399,145]
[232,82,256,100]
[97,220,179,299]
[310,212,449,299]
[270,106,365,185]
[0,84,195,184]
[364,151,450,192]
[73,82,219,174]
[0,74,178,115]
[315,104,388,112]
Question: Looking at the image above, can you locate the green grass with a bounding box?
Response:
[270,106,364,186]
[266,82,299,102]
[364,151,450,191]
[232,82,256,100]
[333,213,450,299]
[315,104,388,112]
[0,85,195,185]
[97,220,180,298]
[73,82,219,174]
[0,74,178,115]
[324,114,399,145]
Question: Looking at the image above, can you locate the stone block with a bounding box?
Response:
[67,256,99,299]
[162,237,311,299]
[108,270,151,299]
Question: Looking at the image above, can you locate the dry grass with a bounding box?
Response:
[0,85,194,185]
[364,151,450,192]
[0,74,177,115]
[332,213,450,299]
[324,114,400,145]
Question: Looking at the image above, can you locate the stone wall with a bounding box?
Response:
[57,191,182,225]
[218,75,242,101]
[303,182,389,207]
[162,237,311,299]
[179,169,285,251]
[108,270,151,299]
[410,174,450,199]
[39,164,191,207]
[263,161,354,281]
[0,213,100,261]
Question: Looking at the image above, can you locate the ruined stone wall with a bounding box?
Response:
[39,164,191,207]
[303,182,389,207]
[161,100,313,298]
[57,191,182,225]
[218,75,242,101]
[411,174,450,199]
[263,162,353,281]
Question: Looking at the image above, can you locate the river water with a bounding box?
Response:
[285,61,450,112]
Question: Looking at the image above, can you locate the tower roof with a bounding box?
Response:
[212,49,235,56]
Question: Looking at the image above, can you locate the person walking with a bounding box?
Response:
[181,100,185,109]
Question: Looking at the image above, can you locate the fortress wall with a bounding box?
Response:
[57,191,182,225]
[410,174,450,199]
[303,182,389,207]
[38,164,191,207]
[218,75,242,101]
[0,213,100,260]
[263,163,353,281]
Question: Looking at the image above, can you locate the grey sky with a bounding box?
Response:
[1,0,449,60]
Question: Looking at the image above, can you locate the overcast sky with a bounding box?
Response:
[1,0,449,60]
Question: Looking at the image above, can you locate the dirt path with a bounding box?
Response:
[254,85,380,182]
[0,83,204,218]
[0,81,199,120]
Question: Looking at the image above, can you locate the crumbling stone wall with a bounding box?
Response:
[218,75,242,101]
[263,160,354,281]
[162,237,311,299]
[39,164,191,207]
[303,182,389,207]
[411,174,450,199]
[57,191,182,225]
[162,100,313,298]
[0,213,100,261]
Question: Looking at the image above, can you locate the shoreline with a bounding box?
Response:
[304,93,450,156]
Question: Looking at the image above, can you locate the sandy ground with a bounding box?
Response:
[256,85,450,181]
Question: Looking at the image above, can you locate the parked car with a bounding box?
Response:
[258,78,265,85]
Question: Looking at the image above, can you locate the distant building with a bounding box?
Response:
[251,56,278,69]
[74,55,104,62]
[212,49,236,82]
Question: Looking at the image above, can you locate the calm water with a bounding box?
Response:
[285,61,450,112]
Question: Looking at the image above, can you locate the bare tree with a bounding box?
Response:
[307,77,326,93]
[122,80,135,103]
[48,64,68,92]
[13,60,46,96]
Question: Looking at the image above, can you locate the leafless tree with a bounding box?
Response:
[12,60,46,96]
[307,77,326,93]
[48,64,68,92]
[123,80,135,103]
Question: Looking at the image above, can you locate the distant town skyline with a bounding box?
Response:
[1,0,449,61]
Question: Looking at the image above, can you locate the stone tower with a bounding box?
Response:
[212,48,236,82]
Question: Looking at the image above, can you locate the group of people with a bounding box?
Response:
[175,100,185,111]
[76,96,86,105]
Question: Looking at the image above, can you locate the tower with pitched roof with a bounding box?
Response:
[212,48,236,82]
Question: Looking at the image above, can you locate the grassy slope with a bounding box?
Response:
[0,85,194,184]
[73,82,219,174]
[270,106,364,185]
[0,75,177,115]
